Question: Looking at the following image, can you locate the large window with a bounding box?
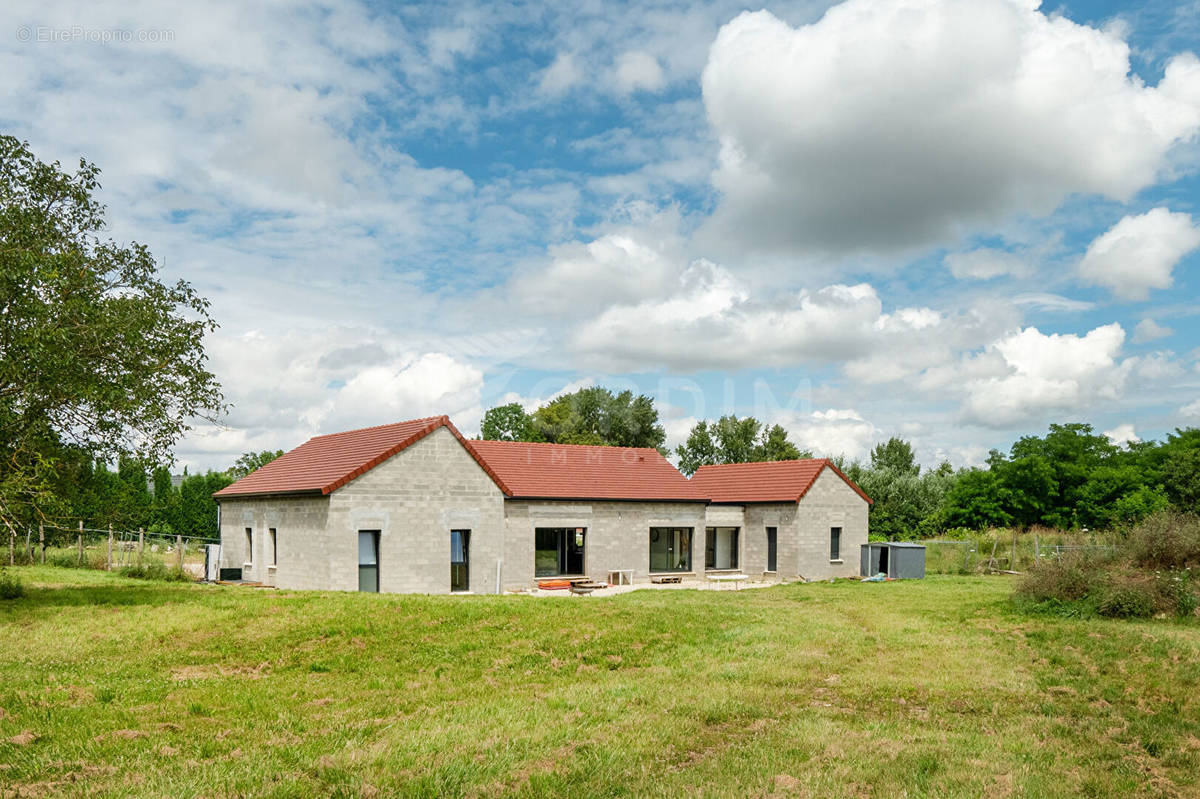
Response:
[535,527,586,577]
[830,527,842,561]
[705,527,740,570]
[649,527,692,572]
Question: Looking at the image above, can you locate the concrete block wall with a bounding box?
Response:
[794,467,870,580]
[218,495,330,588]
[502,500,708,590]
[328,426,507,594]
[740,503,800,580]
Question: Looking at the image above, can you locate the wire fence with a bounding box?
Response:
[921,530,1120,575]
[5,520,217,577]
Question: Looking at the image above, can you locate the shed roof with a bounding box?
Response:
[465,440,704,502]
[213,416,509,499]
[689,459,872,505]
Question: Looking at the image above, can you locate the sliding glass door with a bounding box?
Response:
[534,527,586,577]
[649,527,692,572]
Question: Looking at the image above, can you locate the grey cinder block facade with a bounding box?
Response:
[216,416,871,594]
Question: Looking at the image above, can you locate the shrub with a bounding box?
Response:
[1016,551,1108,603]
[1097,581,1156,618]
[1126,511,1200,571]
[0,568,25,600]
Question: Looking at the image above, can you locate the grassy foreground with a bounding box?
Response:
[1,569,1198,798]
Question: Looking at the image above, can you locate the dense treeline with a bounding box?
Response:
[838,423,1196,538]
[14,447,284,542]
[480,390,1200,539]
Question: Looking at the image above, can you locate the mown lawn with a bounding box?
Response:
[1,569,1198,798]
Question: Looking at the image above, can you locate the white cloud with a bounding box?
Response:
[614,50,666,93]
[1105,423,1140,447]
[538,52,582,94]
[701,2,1200,253]
[961,323,1131,427]
[1133,318,1174,343]
[570,256,1015,378]
[774,408,879,460]
[944,247,1033,280]
[1182,399,1200,418]
[1078,208,1200,300]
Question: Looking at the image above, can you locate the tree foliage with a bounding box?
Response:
[230,450,284,479]
[480,388,665,450]
[675,415,810,476]
[0,136,223,527]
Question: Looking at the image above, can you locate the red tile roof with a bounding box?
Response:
[465,440,705,501]
[214,416,510,499]
[689,459,873,505]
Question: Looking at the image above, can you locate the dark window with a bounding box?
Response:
[830,527,842,561]
[269,528,277,566]
[766,527,777,572]
[451,529,470,592]
[534,527,586,577]
[649,527,692,572]
[705,527,739,570]
[245,528,253,564]
[358,530,380,592]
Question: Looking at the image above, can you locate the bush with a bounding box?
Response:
[1016,551,1108,603]
[1126,511,1200,571]
[1097,581,1157,619]
[0,568,25,600]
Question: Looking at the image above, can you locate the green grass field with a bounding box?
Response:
[1,568,1198,798]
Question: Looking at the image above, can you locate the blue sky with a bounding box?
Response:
[4,0,1200,469]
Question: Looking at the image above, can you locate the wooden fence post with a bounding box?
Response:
[25,528,32,563]
[107,524,113,571]
[1034,532,1040,562]
[8,530,13,566]
[176,535,183,571]
[39,523,45,564]
[78,520,84,566]
[138,528,144,567]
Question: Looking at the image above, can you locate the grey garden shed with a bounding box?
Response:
[860,542,925,579]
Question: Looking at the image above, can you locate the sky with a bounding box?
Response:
[4,0,1200,471]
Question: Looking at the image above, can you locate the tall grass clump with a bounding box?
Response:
[1016,510,1199,619]
[118,562,192,582]
[0,567,25,599]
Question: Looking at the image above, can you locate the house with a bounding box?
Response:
[213,415,870,593]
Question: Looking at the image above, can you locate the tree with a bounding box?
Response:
[675,415,811,476]
[939,469,1012,530]
[870,437,919,475]
[480,403,538,442]
[230,450,285,479]
[524,387,666,450]
[0,136,223,528]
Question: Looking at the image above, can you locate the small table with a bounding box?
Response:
[707,573,749,590]
[607,569,634,586]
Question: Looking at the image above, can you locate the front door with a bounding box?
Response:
[358,531,379,592]
[451,529,470,592]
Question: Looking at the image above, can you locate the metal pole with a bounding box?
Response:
[78,520,84,565]
[39,523,45,565]
[138,529,144,567]
[107,524,113,571]
[176,535,183,571]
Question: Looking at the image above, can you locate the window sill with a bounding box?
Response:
[648,571,695,577]
[829,559,844,564]
[705,568,743,574]
[267,565,277,571]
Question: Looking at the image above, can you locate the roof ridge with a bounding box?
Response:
[471,439,662,452]
[308,415,446,440]
[693,457,829,471]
